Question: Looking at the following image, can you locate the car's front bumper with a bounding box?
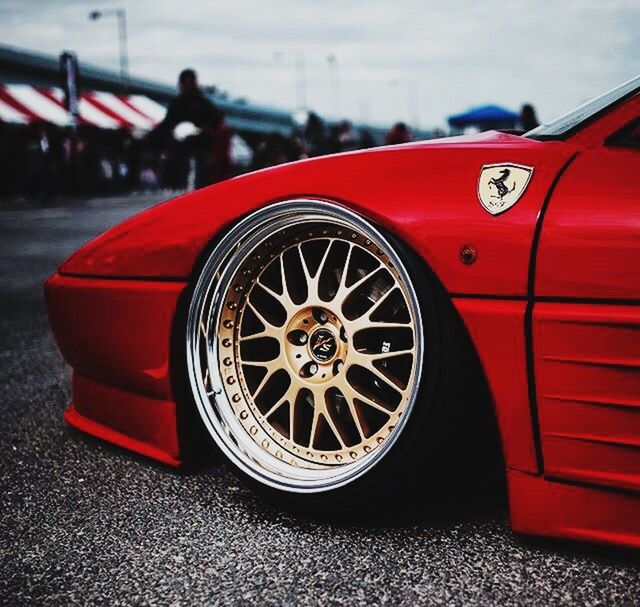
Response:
[44,273,187,466]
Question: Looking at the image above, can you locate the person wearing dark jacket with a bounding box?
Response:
[384,122,411,145]
[154,69,225,189]
[520,103,539,132]
[303,112,329,157]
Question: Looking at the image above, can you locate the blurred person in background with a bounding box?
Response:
[138,152,160,193]
[74,126,101,195]
[359,128,376,149]
[252,132,299,170]
[329,120,358,153]
[385,122,411,145]
[24,122,63,202]
[303,112,329,157]
[152,68,226,189]
[211,122,233,183]
[520,103,539,132]
[0,123,25,199]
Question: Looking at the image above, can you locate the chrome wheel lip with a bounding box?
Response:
[186,199,424,493]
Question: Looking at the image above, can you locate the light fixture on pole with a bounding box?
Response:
[88,8,129,92]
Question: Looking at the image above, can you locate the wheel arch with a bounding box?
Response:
[169,197,506,480]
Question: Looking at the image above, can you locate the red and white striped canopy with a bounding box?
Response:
[0,84,167,130]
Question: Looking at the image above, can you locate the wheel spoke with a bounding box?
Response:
[252,354,287,397]
[365,285,398,319]
[288,386,301,439]
[323,415,347,449]
[330,243,355,301]
[336,388,366,441]
[264,383,296,419]
[339,382,393,416]
[296,244,313,283]
[353,359,406,392]
[351,348,414,362]
[305,240,333,301]
[345,317,411,334]
[240,359,270,367]
[308,406,322,449]
[277,254,296,308]
[239,325,281,341]
[336,263,384,303]
[314,387,348,449]
[245,301,283,337]
[256,279,282,301]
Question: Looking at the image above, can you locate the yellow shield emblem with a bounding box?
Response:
[477,163,533,215]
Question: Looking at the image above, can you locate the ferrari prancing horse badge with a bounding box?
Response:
[477,163,533,215]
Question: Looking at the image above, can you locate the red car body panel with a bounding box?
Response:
[453,298,537,473]
[45,89,640,550]
[58,132,575,298]
[45,274,185,400]
[66,373,180,467]
[537,146,640,300]
[534,303,640,492]
[509,470,640,551]
[44,274,185,464]
[568,94,639,147]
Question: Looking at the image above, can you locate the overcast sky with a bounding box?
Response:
[1,0,638,129]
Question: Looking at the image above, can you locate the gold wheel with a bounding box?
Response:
[188,201,424,491]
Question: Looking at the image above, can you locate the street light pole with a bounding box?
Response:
[407,79,420,129]
[116,9,129,91]
[295,51,307,111]
[89,8,129,92]
[275,50,307,111]
[327,54,340,118]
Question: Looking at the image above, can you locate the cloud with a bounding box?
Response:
[0,0,638,128]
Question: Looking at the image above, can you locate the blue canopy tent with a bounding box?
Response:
[448,104,519,132]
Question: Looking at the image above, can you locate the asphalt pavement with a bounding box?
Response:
[2,193,640,606]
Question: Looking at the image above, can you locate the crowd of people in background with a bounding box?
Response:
[0,116,386,201]
[0,68,540,202]
[252,114,378,170]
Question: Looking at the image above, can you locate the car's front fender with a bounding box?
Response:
[59,132,576,298]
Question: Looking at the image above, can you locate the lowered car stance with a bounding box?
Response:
[46,76,640,549]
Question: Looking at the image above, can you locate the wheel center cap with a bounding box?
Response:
[309,328,338,362]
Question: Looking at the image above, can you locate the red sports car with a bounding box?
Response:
[46,76,640,549]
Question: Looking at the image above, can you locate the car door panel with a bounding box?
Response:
[534,144,640,491]
[536,147,640,300]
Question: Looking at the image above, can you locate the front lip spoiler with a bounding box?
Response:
[65,403,181,467]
